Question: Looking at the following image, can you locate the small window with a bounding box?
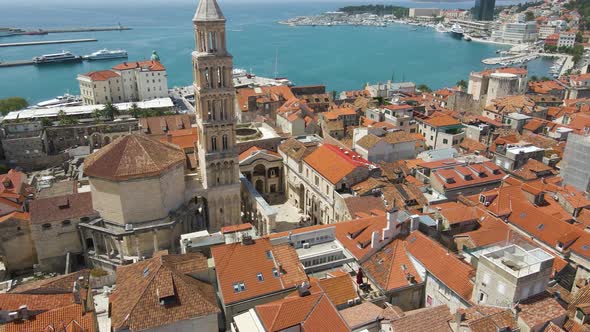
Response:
[256,273,264,282]
[42,223,52,230]
[265,250,273,260]
[62,220,71,226]
[272,268,279,277]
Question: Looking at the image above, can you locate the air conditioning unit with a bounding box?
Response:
[302,243,310,249]
[125,224,133,231]
[354,297,361,304]
[347,299,354,306]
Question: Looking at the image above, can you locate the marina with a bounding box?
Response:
[0,38,97,48]
[0,25,131,37]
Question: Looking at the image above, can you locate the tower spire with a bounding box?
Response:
[193,0,225,22]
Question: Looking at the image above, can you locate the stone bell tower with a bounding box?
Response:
[192,0,241,231]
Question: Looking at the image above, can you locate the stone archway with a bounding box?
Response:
[255,180,264,194]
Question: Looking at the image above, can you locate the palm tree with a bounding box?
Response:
[417,84,432,93]
[102,102,120,121]
[129,103,141,118]
[92,109,103,122]
[456,80,467,91]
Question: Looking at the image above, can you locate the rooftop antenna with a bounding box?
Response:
[391,70,395,83]
[274,48,279,79]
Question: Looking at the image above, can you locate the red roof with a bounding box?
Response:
[405,231,474,301]
[304,144,373,185]
[239,146,281,162]
[431,162,505,190]
[112,60,165,71]
[82,70,120,81]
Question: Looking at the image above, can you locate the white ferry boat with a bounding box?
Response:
[33,51,82,64]
[83,49,128,60]
[449,23,465,39]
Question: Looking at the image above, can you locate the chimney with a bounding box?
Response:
[386,208,399,224]
[72,280,81,304]
[18,305,29,320]
[298,281,311,297]
[410,215,420,232]
[454,311,465,330]
[382,218,396,241]
[371,231,380,249]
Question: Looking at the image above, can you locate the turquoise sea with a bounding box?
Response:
[0,1,553,103]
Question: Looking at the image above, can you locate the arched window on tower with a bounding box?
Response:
[204,67,210,88]
[211,136,217,152]
[222,134,228,150]
[217,67,223,88]
[207,100,212,120]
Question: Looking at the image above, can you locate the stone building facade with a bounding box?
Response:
[0,212,36,276]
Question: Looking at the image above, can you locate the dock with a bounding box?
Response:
[0,38,97,48]
[41,26,131,33]
[0,60,35,68]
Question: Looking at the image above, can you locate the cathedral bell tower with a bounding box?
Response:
[192,0,241,231]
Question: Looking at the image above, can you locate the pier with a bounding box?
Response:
[0,38,97,48]
[40,26,131,33]
[0,60,35,68]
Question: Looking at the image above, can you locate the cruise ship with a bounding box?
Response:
[449,23,465,39]
[83,49,128,60]
[33,51,82,64]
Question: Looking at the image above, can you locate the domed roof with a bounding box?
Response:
[150,50,160,61]
[84,134,185,181]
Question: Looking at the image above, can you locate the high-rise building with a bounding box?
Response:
[473,0,495,21]
[192,0,241,231]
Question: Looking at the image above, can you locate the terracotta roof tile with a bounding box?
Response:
[518,292,567,329]
[303,144,373,185]
[3,303,97,332]
[112,60,165,71]
[344,196,385,218]
[362,239,422,291]
[317,275,358,307]
[405,231,474,301]
[84,134,185,181]
[81,70,120,81]
[30,192,96,224]
[10,270,90,294]
[422,112,461,127]
[239,146,281,162]
[339,302,384,329]
[211,238,307,305]
[387,305,453,332]
[110,253,219,331]
[139,115,193,137]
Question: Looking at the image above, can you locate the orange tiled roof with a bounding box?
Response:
[211,238,307,305]
[517,292,567,329]
[3,303,97,332]
[317,275,358,307]
[239,146,281,162]
[82,69,120,81]
[405,231,474,301]
[110,252,219,331]
[333,215,391,261]
[431,162,505,190]
[362,239,423,291]
[159,127,198,150]
[303,144,373,185]
[112,60,165,71]
[139,114,193,137]
[422,112,461,127]
[84,134,185,181]
[237,86,295,112]
[387,305,453,332]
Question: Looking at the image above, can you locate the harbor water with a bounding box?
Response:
[0,1,552,103]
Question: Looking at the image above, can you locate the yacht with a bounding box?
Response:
[436,23,448,33]
[449,23,465,39]
[82,49,128,60]
[33,51,82,64]
[35,93,82,108]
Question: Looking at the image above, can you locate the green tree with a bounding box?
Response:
[530,75,539,82]
[0,97,28,115]
[129,102,141,118]
[40,118,53,127]
[102,102,120,121]
[57,110,78,126]
[456,80,468,90]
[92,109,103,122]
[417,84,432,93]
[524,11,535,22]
[540,76,551,81]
